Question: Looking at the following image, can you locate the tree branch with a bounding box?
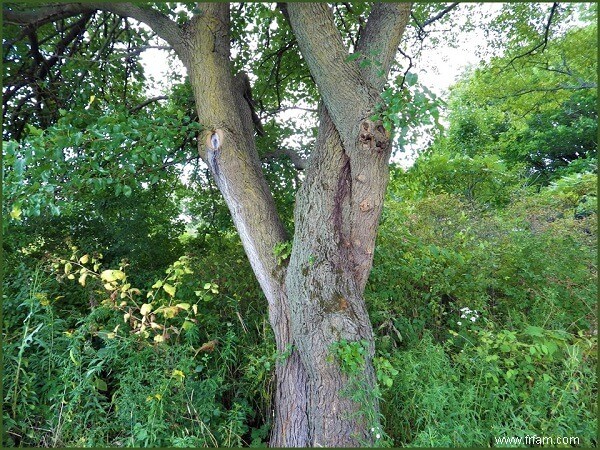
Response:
[496,83,597,100]
[4,3,186,62]
[263,147,307,170]
[355,2,412,91]
[285,3,376,138]
[411,2,459,39]
[502,3,559,70]
[422,2,460,27]
[129,96,169,113]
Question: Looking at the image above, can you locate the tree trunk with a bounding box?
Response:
[182,4,311,446]
[174,3,408,447]
[282,4,410,445]
[285,107,384,446]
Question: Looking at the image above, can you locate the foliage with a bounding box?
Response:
[443,20,597,182]
[329,339,393,447]
[2,3,596,448]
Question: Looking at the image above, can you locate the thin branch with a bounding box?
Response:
[262,147,307,170]
[502,3,559,70]
[263,105,318,119]
[4,3,186,62]
[129,95,169,113]
[411,2,459,39]
[334,4,356,49]
[422,2,460,27]
[119,45,172,58]
[396,47,414,91]
[496,83,597,100]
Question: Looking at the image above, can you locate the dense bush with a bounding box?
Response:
[4,169,596,446]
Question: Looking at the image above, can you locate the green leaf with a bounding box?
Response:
[123,185,132,197]
[405,72,418,86]
[10,205,22,220]
[346,52,362,62]
[182,320,195,331]
[524,325,544,337]
[95,378,108,391]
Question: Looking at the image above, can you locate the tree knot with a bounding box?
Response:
[359,198,374,212]
[358,120,389,153]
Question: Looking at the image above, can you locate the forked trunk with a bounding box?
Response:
[180,3,409,447]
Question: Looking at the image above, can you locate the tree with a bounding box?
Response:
[3,3,411,445]
[443,15,597,182]
[3,2,578,447]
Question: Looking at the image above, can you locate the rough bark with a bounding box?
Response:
[283,3,411,446]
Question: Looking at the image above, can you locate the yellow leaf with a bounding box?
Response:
[67,274,75,280]
[140,303,153,316]
[79,254,89,264]
[154,335,164,343]
[171,369,185,380]
[195,340,217,354]
[176,303,190,310]
[10,206,22,220]
[163,283,176,297]
[192,304,198,315]
[101,269,125,282]
[78,273,88,287]
[124,313,131,323]
[160,306,179,319]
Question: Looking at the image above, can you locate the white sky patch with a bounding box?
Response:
[415,3,504,98]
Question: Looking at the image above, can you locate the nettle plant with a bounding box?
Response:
[54,249,218,344]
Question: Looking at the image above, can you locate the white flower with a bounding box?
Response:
[376,434,381,439]
[470,316,476,322]
[371,428,375,432]
[457,321,462,326]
